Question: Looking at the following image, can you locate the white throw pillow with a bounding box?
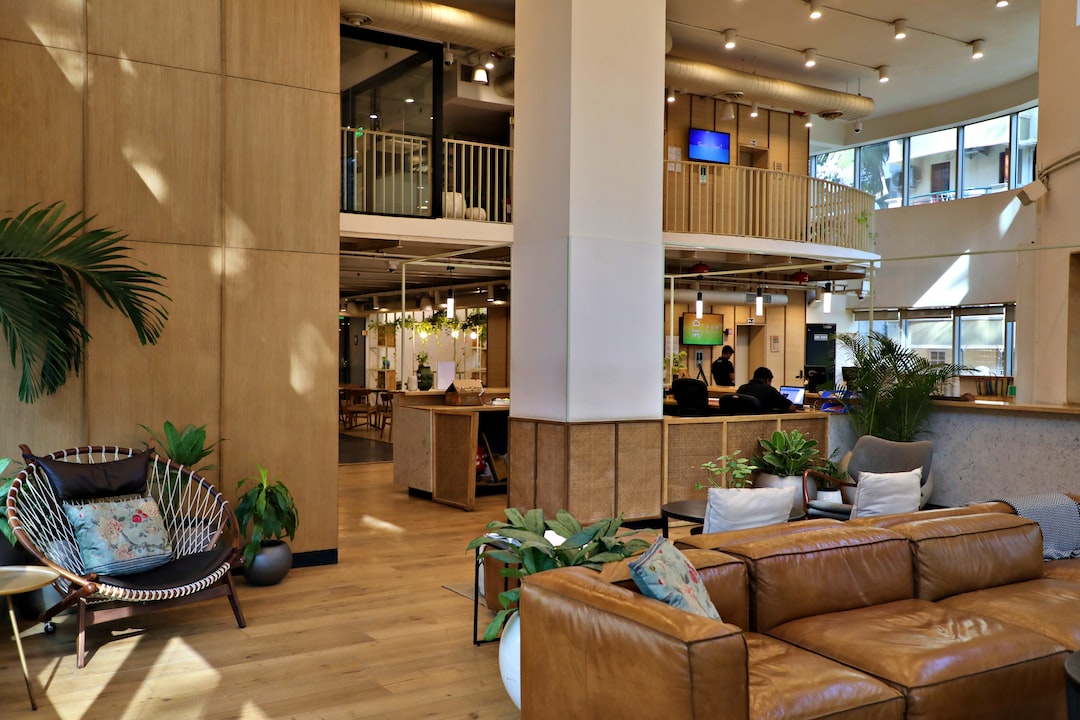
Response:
[703,486,797,533]
[851,468,922,518]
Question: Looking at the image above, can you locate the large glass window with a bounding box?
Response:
[858,140,904,208]
[905,317,953,363]
[958,312,1006,375]
[1016,107,1039,186]
[961,116,1010,198]
[811,148,855,187]
[909,129,957,205]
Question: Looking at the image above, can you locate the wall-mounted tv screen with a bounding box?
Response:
[688,128,731,164]
[681,312,724,345]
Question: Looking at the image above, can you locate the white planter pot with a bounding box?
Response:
[754,473,805,519]
[817,489,844,504]
[499,612,522,709]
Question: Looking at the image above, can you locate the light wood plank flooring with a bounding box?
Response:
[1,462,520,719]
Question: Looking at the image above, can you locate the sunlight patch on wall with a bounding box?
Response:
[290,323,325,396]
[999,196,1021,236]
[915,254,970,307]
[43,45,83,89]
[224,208,255,250]
[123,143,170,203]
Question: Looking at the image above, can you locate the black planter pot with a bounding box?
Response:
[243,540,293,586]
[417,365,434,391]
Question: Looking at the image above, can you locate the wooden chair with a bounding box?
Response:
[378,392,393,440]
[5,445,246,667]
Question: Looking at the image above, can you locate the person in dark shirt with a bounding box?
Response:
[736,366,794,413]
[711,345,735,386]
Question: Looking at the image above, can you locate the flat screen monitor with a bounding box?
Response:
[841,366,858,385]
[779,386,806,406]
[688,128,731,164]
[804,365,828,393]
[680,312,724,345]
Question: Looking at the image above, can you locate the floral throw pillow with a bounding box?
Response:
[62,496,174,576]
[628,537,722,620]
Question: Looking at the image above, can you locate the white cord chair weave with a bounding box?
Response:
[5,445,246,667]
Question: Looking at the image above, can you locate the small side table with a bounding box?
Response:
[660,499,707,538]
[1,565,59,711]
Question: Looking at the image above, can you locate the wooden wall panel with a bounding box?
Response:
[221,248,339,555]
[508,419,536,509]
[535,422,567,513]
[789,119,810,176]
[85,241,222,451]
[487,306,510,387]
[224,0,338,93]
[0,0,83,49]
[664,420,725,503]
[0,42,83,211]
[224,78,338,254]
[567,424,615,521]
[616,421,662,520]
[769,111,790,172]
[737,105,769,150]
[88,0,220,72]
[785,292,808,386]
[86,57,222,246]
[394,407,432,490]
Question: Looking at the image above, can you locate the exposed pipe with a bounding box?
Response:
[664,288,789,306]
[342,0,874,120]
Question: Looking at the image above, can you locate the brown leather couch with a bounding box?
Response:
[520,512,1079,719]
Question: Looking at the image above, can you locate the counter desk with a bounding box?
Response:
[393,389,510,511]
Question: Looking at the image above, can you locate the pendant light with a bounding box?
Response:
[823,282,832,314]
[695,276,704,319]
[446,266,455,317]
[755,286,764,316]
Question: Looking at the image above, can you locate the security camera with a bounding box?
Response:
[443,47,455,66]
[853,120,863,134]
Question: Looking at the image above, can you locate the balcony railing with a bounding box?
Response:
[339,129,874,251]
[340,128,512,223]
[662,160,876,252]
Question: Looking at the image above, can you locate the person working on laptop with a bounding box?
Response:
[736,366,795,413]
[711,345,735,386]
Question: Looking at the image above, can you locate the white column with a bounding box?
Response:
[511,0,666,421]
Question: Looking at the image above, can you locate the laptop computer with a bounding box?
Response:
[779,386,806,408]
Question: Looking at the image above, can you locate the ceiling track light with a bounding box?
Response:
[970,39,985,59]
[804,114,813,128]
[803,48,817,68]
[893,19,907,40]
[723,28,736,49]
[750,102,759,118]
[721,101,736,121]
[484,54,495,70]
[996,0,1009,7]
[666,87,675,103]
[877,65,890,83]
[808,0,822,20]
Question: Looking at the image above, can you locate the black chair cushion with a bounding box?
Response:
[717,393,762,415]
[96,542,234,591]
[30,450,151,501]
[671,378,710,414]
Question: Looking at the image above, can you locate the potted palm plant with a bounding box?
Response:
[466,508,652,709]
[0,203,169,403]
[753,429,820,518]
[235,466,299,586]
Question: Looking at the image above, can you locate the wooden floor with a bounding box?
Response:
[1,463,521,719]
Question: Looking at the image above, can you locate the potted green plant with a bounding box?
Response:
[466,508,652,709]
[235,466,299,586]
[0,203,170,403]
[696,450,757,489]
[140,421,223,472]
[415,350,434,390]
[753,429,820,518]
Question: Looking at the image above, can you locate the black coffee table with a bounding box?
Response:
[660,499,707,537]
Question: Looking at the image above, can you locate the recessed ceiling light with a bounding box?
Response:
[404,97,415,103]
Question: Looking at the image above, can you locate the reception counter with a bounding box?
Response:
[393,389,510,511]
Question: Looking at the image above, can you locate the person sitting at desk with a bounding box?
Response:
[736,366,795,413]
[711,345,735,386]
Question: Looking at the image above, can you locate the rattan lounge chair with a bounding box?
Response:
[5,445,246,667]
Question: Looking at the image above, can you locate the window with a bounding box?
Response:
[961,116,1010,198]
[958,311,1006,375]
[811,149,855,187]
[905,316,953,363]
[909,129,957,205]
[858,140,904,208]
[1015,107,1038,187]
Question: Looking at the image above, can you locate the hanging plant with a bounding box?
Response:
[462,310,487,343]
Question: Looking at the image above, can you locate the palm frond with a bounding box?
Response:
[0,203,170,403]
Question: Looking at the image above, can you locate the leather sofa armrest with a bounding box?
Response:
[522,567,750,720]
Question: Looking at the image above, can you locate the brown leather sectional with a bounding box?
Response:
[520,509,1080,719]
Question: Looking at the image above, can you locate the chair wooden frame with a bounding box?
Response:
[5,445,246,667]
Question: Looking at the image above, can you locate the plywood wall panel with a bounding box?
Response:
[86,57,222,246]
[568,424,615,521]
[224,0,338,93]
[789,120,810,176]
[535,422,567,513]
[85,241,222,452]
[738,105,769,149]
[224,78,338,254]
[508,419,536,509]
[221,248,339,554]
[616,421,662,520]
[0,42,83,211]
[0,0,83,50]
[769,111,790,172]
[88,0,220,73]
[487,306,510,387]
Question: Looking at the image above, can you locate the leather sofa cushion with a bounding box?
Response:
[769,598,1068,720]
[745,633,903,720]
[1044,557,1080,584]
[939,578,1080,651]
[846,501,1014,528]
[676,518,842,552]
[722,526,913,632]
[601,548,750,630]
[891,513,1043,601]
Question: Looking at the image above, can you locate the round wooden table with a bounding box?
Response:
[1,565,59,710]
[660,499,707,537]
